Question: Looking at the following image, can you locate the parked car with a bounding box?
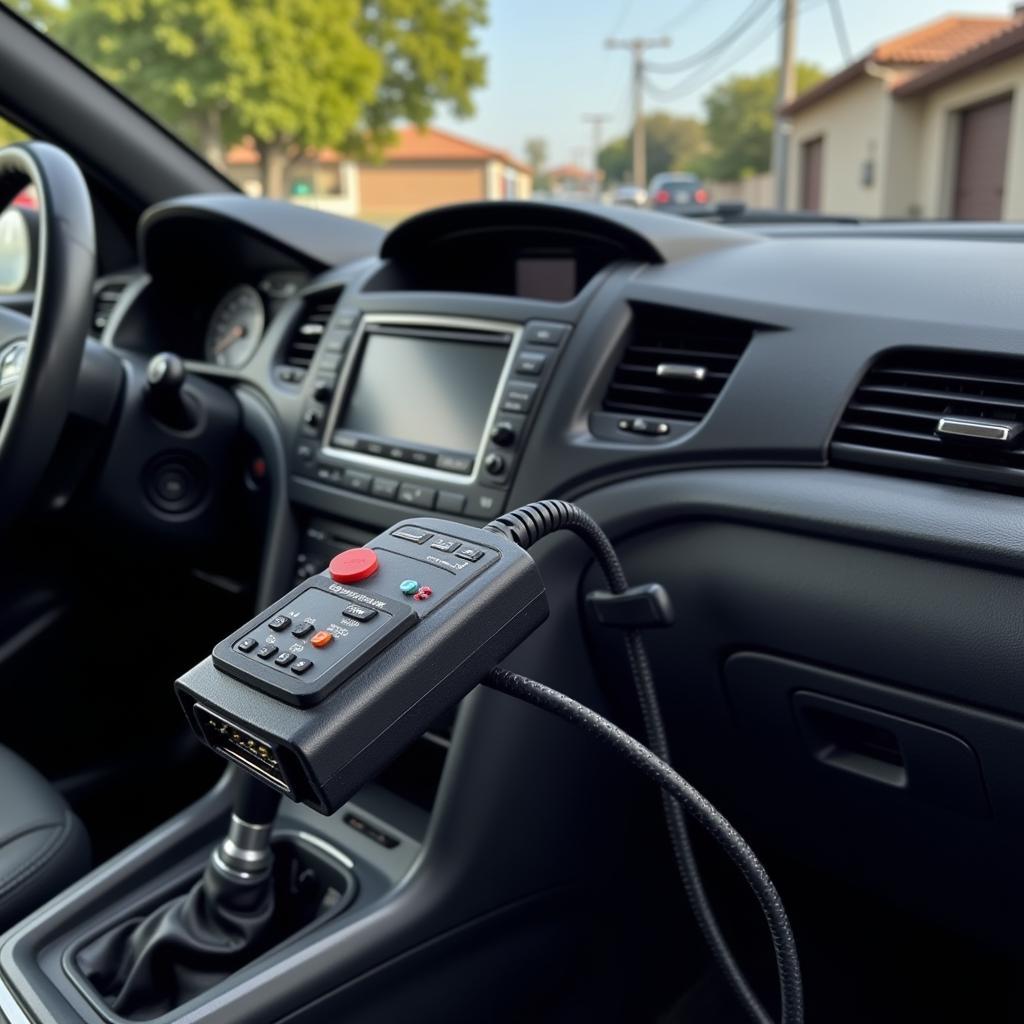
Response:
[647,171,709,214]
[611,183,647,207]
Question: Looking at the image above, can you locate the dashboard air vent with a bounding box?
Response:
[92,279,129,335]
[603,302,755,423]
[833,349,1024,484]
[279,287,343,378]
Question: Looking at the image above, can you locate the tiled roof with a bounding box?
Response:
[227,126,530,173]
[781,13,1016,115]
[874,15,1012,63]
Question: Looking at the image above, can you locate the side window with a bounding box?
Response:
[0,115,36,209]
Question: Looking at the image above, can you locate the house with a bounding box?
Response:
[225,126,532,222]
[546,163,601,197]
[781,12,1024,219]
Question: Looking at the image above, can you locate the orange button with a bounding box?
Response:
[310,630,333,648]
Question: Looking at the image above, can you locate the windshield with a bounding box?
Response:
[4,0,1022,225]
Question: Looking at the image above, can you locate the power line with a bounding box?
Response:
[645,0,775,75]
[659,0,713,34]
[644,0,779,101]
[608,0,636,39]
[644,0,825,103]
[827,0,852,63]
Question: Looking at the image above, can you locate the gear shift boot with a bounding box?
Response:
[75,835,356,1020]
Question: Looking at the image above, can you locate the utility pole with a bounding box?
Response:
[582,113,610,199]
[771,0,798,210]
[605,36,670,189]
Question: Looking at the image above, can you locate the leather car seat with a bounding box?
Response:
[0,744,89,933]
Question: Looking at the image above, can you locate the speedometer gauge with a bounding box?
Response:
[205,284,265,367]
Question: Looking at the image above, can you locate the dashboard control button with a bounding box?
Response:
[436,490,467,514]
[343,605,378,622]
[291,658,313,675]
[483,453,506,476]
[341,469,372,493]
[618,416,670,436]
[274,651,296,667]
[430,537,459,553]
[317,353,342,373]
[501,381,537,414]
[399,579,420,596]
[456,546,485,562]
[312,381,334,403]
[302,408,322,429]
[256,644,278,660]
[490,422,516,447]
[392,526,432,544]
[397,482,437,509]
[292,622,314,638]
[436,453,474,474]
[515,351,547,375]
[467,491,502,518]
[329,548,379,583]
[523,321,569,347]
[310,630,333,649]
[236,637,258,653]
[371,477,400,500]
[268,615,292,632]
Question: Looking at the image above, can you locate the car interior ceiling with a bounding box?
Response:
[5,8,1024,1024]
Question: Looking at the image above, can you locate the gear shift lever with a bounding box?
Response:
[77,775,283,1020]
[211,775,281,899]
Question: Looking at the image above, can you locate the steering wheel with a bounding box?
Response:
[0,142,95,528]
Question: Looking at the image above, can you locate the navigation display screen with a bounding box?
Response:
[340,332,507,455]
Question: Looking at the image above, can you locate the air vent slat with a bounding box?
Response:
[92,279,130,334]
[278,287,343,378]
[833,349,1024,489]
[602,302,758,424]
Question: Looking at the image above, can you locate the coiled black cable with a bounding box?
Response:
[485,500,801,1024]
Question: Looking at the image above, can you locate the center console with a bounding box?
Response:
[291,310,570,521]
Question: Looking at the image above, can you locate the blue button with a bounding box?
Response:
[399,579,419,595]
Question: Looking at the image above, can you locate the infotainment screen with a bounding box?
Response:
[339,332,508,457]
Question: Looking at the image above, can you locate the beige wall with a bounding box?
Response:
[787,74,890,216]
[706,172,775,207]
[358,160,486,215]
[914,56,1024,218]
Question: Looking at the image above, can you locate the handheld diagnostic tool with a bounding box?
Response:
[176,517,548,813]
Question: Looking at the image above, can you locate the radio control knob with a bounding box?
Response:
[484,453,506,476]
[490,422,516,447]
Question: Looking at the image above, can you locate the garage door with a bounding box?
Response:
[953,95,1011,220]
[800,137,823,212]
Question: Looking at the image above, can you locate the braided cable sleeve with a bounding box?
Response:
[486,500,779,1024]
[486,667,804,1024]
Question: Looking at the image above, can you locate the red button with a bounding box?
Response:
[329,548,379,583]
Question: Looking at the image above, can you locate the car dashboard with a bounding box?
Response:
[87,194,1024,955]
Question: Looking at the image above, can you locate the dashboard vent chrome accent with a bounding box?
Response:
[91,279,129,335]
[280,287,343,377]
[603,302,755,423]
[833,349,1024,484]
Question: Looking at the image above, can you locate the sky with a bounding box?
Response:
[435,0,1018,167]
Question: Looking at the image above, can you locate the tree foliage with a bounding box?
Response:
[598,113,705,186]
[696,62,824,181]
[27,0,487,196]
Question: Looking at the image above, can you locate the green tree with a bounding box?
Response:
[697,62,824,181]
[598,113,705,186]
[0,117,27,148]
[41,0,487,197]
